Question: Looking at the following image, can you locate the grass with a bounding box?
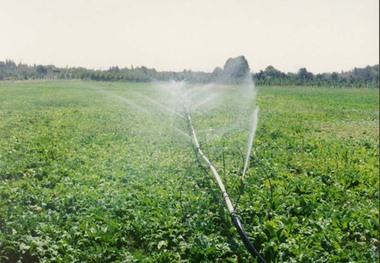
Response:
[0,81,378,262]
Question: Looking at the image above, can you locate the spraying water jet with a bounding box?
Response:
[183,103,266,262]
[242,106,259,180]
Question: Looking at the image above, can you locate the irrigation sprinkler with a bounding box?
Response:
[183,104,267,262]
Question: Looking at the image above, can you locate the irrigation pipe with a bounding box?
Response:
[183,106,267,263]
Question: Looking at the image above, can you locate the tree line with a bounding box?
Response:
[255,65,379,88]
[0,58,378,88]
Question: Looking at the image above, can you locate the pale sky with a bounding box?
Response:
[0,0,378,73]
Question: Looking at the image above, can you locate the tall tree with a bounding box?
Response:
[223,56,250,79]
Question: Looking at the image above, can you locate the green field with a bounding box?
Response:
[0,81,378,262]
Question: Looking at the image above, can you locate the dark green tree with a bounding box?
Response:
[36,65,47,77]
[298,68,313,81]
[222,56,250,79]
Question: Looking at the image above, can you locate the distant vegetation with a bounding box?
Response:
[0,57,378,88]
[255,64,379,88]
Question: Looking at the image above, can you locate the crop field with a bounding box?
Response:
[0,81,378,262]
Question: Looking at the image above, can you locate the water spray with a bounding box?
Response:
[183,104,266,262]
[242,106,259,181]
[100,78,264,261]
